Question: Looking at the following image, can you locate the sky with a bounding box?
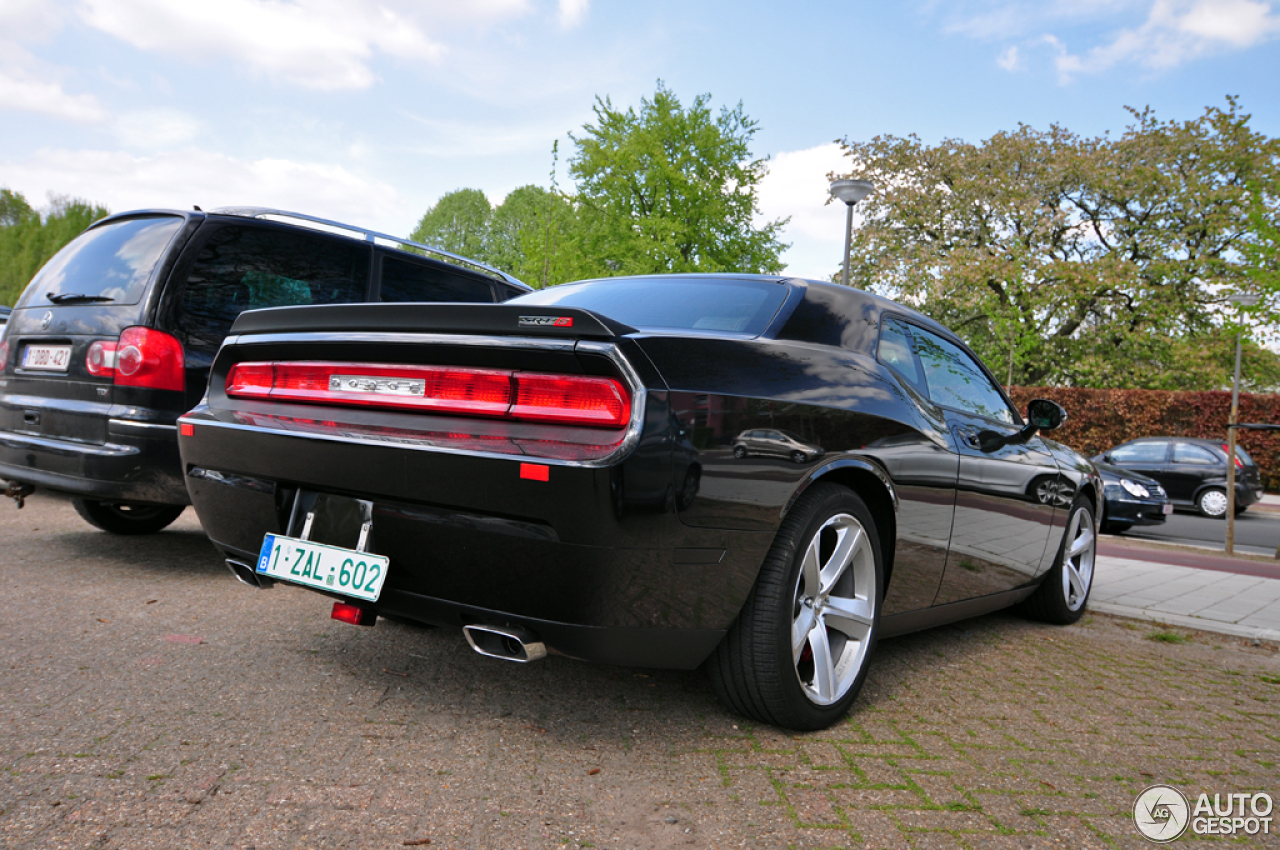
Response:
[2,0,1279,281]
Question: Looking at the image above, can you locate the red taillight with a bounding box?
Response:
[331,602,376,626]
[86,340,118,378]
[109,327,184,391]
[0,340,9,368]
[225,362,631,429]
[1222,444,1244,468]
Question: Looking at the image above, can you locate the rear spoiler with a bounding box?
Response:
[228,303,637,341]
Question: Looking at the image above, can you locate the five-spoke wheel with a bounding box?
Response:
[1020,499,1095,624]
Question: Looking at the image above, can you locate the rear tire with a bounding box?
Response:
[72,498,185,535]
[707,483,882,730]
[733,446,747,459]
[1197,488,1228,518]
[1020,500,1095,625]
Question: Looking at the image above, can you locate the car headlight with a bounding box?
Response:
[1120,479,1150,498]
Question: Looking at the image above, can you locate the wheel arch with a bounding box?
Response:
[784,458,898,594]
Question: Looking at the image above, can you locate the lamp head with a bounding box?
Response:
[830,178,874,206]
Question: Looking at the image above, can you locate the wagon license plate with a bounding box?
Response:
[1162,503,1173,515]
[22,344,72,372]
[256,533,389,602]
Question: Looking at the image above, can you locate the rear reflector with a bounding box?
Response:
[225,361,631,429]
[179,422,195,437]
[331,602,377,626]
[520,463,550,481]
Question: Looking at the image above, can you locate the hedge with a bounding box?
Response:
[1007,386,1280,493]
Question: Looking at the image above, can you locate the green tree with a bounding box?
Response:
[569,82,787,277]
[837,98,1280,389]
[407,188,492,261]
[488,184,592,288]
[0,191,109,306]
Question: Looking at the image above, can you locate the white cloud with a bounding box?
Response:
[1053,0,1280,79]
[77,0,448,90]
[0,147,408,234]
[0,67,107,122]
[558,0,589,29]
[113,109,203,149]
[997,45,1022,70]
[756,143,859,281]
[0,0,65,40]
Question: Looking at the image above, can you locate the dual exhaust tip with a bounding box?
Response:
[227,558,546,663]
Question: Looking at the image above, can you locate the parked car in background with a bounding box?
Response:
[178,273,1101,730]
[1093,437,1264,518]
[732,427,824,462]
[1095,460,1170,534]
[0,207,528,534]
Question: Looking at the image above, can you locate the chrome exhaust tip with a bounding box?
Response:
[463,624,547,663]
[225,559,273,589]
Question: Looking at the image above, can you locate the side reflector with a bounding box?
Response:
[331,602,377,626]
[520,463,550,481]
[179,422,195,436]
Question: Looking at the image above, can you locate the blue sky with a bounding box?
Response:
[2,0,1279,281]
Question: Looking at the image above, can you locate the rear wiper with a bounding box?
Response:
[46,292,115,304]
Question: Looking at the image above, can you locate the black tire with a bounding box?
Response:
[1020,499,1095,625]
[789,450,806,464]
[72,498,185,535]
[1196,488,1229,518]
[732,445,747,459]
[707,483,882,730]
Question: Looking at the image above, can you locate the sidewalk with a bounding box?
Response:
[1093,552,1280,642]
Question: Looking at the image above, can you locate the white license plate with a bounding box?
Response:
[1162,503,1173,514]
[256,533,389,602]
[21,344,72,372]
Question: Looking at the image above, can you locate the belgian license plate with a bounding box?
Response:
[1162,503,1174,514]
[256,534,389,602]
[22,344,72,372]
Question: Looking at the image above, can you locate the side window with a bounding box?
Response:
[878,317,923,390]
[1111,442,1168,464]
[910,325,1016,425]
[1172,443,1218,465]
[176,225,370,357]
[379,255,496,303]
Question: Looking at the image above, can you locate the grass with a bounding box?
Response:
[1147,631,1190,644]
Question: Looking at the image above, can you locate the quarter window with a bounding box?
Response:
[910,325,1016,424]
[878,318,923,390]
[379,255,496,303]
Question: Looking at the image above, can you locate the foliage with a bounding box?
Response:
[407,188,492,261]
[486,184,594,288]
[568,82,787,277]
[838,97,1280,389]
[0,191,110,306]
[1007,385,1280,491]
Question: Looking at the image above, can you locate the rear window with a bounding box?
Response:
[18,215,183,308]
[511,278,787,337]
[175,224,369,357]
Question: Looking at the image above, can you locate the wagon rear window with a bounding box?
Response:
[18,215,183,308]
[512,278,787,337]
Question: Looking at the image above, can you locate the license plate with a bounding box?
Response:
[21,344,72,372]
[256,533,389,602]
[1162,503,1173,514]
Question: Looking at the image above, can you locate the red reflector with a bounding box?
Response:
[179,422,194,436]
[511,373,630,427]
[225,362,631,429]
[331,602,377,626]
[520,463,550,481]
[113,327,184,391]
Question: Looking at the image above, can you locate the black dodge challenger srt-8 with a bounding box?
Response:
[177,274,1102,730]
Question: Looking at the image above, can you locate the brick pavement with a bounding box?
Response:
[1,493,1278,849]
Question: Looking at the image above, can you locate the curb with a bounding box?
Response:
[1091,602,1280,644]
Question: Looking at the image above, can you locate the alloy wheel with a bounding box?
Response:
[1060,506,1095,611]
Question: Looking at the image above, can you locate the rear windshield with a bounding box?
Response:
[18,215,183,308]
[511,278,788,337]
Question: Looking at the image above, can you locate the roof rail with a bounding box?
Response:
[208,206,530,289]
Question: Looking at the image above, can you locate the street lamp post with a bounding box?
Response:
[829,178,874,287]
[1226,292,1260,556]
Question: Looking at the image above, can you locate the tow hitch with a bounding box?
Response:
[2,481,34,509]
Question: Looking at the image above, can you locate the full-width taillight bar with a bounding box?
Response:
[225,361,631,429]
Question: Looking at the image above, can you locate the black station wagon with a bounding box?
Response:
[0,208,528,533]
[177,274,1102,730]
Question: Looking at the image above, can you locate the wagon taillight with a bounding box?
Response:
[86,328,184,391]
[224,361,631,429]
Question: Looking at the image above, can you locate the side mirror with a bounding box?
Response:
[1026,399,1067,431]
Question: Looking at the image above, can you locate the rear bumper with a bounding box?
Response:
[0,425,189,504]
[180,412,771,668]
